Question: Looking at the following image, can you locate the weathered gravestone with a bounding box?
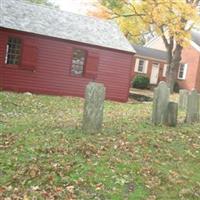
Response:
[185,90,200,123]
[166,101,178,127]
[152,81,170,125]
[179,89,189,110]
[83,82,105,133]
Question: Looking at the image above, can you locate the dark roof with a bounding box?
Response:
[0,0,135,53]
[191,30,200,46]
[132,44,167,61]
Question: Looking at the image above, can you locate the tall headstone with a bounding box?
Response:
[179,89,189,110]
[166,101,178,127]
[152,81,170,125]
[83,82,105,133]
[185,90,200,123]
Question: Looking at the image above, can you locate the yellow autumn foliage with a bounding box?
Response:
[91,0,200,45]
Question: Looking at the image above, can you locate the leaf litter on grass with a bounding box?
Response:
[0,91,200,200]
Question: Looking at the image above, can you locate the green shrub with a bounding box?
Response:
[132,75,150,89]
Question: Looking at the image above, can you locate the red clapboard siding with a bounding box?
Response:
[0,33,7,88]
[0,28,134,102]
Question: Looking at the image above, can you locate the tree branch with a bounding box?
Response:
[111,13,145,19]
[160,25,170,48]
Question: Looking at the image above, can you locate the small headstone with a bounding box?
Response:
[82,82,105,133]
[152,81,170,125]
[186,90,200,123]
[166,101,178,127]
[179,89,189,110]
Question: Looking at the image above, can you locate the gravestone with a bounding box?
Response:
[179,89,189,110]
[152,81,170,125]
[83,82,105,133]
[185,90,200,123]
[166,101,178,127]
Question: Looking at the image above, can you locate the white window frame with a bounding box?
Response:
[5,37,21,65]
[178,63,188,80]
[138,59,145,73]
[5,44,9,64]
[134,58,148,74]
[163,64,168,77]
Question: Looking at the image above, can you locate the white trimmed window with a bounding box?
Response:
[134,58,148,73]
[178,63,188,80]
[163,64,168,77]
[5,37,21,65]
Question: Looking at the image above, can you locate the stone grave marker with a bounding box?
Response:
[83,82,105,133]
[152,81,170,125]
[185,90,200,123]
[166,101,178,127]
[179,89,189,110]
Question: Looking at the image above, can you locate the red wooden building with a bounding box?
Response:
[0,0,135,102]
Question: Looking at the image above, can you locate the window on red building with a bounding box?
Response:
[5,37,21,65]
[178,63,188,80]
[71,49,86,76]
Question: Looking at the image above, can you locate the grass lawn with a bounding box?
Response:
[0,91,200,200]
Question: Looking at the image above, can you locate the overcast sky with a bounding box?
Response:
[50,0,97,14]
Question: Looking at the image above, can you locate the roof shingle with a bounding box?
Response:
[132,44,167,61]
[0,0,135,53]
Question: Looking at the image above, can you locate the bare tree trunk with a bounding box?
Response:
[166,67,177,93]
[166,44,183,93]
[160,31,183,93]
